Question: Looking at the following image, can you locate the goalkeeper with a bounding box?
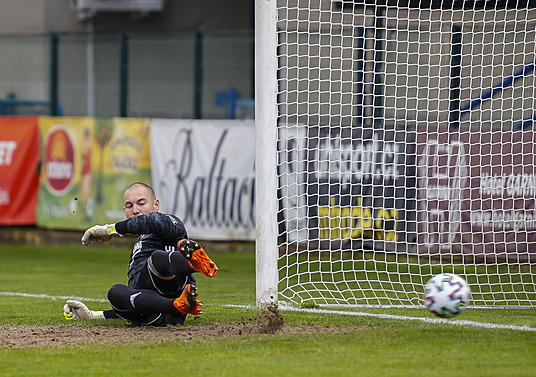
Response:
[63,182,218,326]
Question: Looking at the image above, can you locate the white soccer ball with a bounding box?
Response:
[424,273,471,318]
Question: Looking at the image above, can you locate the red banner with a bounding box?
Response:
[0,117,39,224]
[416,126,536,257]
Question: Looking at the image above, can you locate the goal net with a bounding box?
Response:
[256,0,536,308]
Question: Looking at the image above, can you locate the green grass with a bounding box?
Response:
[0,243,535,376]
[279,250,536,307]
[279,250,536,306]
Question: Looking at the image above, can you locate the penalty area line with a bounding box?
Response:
[224,304,536,332]
[0,291,108,303]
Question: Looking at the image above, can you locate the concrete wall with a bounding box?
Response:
[0,0,253,34]
[0,1,254,119]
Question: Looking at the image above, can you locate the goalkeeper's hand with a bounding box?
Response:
[81,224,119,246]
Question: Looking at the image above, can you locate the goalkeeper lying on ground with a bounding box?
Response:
[63,182,218,326]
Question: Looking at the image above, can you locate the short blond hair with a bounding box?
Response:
[125,182,156,200]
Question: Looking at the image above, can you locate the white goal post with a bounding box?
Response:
[255,0,279,308]
[255,0,536,308]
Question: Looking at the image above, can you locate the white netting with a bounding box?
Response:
[274,0,536,308]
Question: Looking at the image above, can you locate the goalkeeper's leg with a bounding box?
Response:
[107,283,201,318]
[148,249,194,280]
[147,241,218,280]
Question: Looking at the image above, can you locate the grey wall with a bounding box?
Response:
[0,1,254,119]
[0,0,253,34]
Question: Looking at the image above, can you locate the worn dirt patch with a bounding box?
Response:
[0,307,358,348]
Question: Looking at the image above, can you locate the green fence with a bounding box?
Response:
[0,30,254,120]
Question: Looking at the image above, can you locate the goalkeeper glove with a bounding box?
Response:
[81,224,119,246]
[63,300,105,320]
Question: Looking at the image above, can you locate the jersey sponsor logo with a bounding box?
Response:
[43,126,75,195]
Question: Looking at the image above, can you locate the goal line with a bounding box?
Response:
[225,304,536,333]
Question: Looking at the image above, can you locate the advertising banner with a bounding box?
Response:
[150,119,255,241]
[279,125,416,250]
[0,116,39,225]
[415,126,536,256]
[37,117,151,230]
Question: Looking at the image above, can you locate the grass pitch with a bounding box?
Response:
[0,242,534,376]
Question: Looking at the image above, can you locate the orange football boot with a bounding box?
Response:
[173,284,202,315]
[178,239,219,277]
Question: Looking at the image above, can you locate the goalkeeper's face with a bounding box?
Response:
[123,184,160,219]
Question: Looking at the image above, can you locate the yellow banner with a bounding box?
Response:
[37,117,151,230]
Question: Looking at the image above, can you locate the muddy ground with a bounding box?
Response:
[0,307,358,348]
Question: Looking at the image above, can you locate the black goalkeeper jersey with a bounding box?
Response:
[115,212,188,286]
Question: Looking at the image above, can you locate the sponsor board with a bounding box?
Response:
[415,126,536,255]
[279,125,416,250]
[37,117,151,230]
[0,117,39,225]
[150,119,255,241]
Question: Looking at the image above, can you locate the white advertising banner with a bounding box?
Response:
[150,119,256,241]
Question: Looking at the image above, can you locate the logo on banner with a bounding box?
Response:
[0,188,9,205]
[0,140,17,166]
[44,126,75,195]
[157,127,255,228]
[313,133,401,185]
[417,139,468,248]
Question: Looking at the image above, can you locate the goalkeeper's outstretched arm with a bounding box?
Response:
[81,223,120,246]
[81,212,187,246]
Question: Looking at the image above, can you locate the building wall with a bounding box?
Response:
[0,1,46,34]
[0,0,255,119]
[0,0,254,34]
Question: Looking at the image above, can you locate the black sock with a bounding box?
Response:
[103,309,120,319]
[108,283,177,314]
[149,249,195,277]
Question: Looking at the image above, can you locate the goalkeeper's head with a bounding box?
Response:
[123,182,159,219]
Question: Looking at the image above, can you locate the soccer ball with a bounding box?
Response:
[424,273,471,318]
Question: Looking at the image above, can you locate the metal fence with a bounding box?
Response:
[0,30,254,120]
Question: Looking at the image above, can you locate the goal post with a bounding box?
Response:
[256,0,536,309]
[255,0,279,308]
